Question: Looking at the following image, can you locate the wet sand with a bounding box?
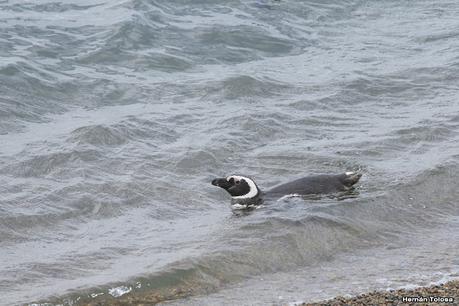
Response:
[302,279,459,306]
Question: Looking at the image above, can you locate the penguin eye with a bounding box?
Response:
[228,178,234,184]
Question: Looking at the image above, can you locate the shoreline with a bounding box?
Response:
[301,279,459,306]
[49,279,459,306]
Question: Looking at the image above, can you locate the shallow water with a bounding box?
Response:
[1,0,459,305]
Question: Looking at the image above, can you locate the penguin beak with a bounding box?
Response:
[211,178,231,189]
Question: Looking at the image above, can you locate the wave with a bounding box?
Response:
[35,161,459,305]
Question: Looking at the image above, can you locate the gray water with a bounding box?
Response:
[1,0,459,305]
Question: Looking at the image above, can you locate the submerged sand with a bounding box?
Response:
[73,279,459,305]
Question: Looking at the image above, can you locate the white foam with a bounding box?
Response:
[277,194,301,201]
[108,285,132,297]
[396,283,421,291]
[90,292,104,298]
[231,203,248,210]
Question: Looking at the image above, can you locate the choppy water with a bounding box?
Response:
[1,0,459,305]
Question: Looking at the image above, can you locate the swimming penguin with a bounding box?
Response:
[211,172,362,209]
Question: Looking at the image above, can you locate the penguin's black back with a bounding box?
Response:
[266,173,361,197]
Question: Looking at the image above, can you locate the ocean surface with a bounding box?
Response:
[1,0,459,305]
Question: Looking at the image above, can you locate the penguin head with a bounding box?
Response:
[211,175,260,200]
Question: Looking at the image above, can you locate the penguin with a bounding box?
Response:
[211,172,362,209]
